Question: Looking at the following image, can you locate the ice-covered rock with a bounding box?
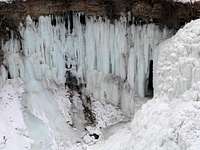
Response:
[2,14,172,115]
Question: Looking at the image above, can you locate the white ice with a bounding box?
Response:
[2,14,172,116]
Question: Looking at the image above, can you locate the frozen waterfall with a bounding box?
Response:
[1,13,173,115]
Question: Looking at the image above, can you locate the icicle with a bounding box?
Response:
[1,13,173,115]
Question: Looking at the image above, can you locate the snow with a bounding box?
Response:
[0,78,81,150]
[0,77,126,150]
[155,19,200,99]
[89,86,200,150]
[0,79,32,150]
[91,100,126,128]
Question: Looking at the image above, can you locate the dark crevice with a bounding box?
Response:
[145,60,153,98]
[51,14,57,26]
[80,14,86,25]
[69,11,73,33]
[62,11,74,33]
[8,71,11,79]
[64,12,68,30]
[4,65,11,79]
[32,17,39,26]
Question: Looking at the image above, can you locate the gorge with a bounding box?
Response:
[0,0,200,150]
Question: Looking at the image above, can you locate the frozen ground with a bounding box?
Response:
[0,79,32,150]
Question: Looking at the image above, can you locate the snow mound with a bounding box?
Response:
[90,77,200,150]
[155,19,200,98]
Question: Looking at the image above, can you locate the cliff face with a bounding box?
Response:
[2,14,173,116]
[0,0,196,64]
[0,0,199,27]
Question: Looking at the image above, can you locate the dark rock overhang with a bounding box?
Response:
[0,0,199,40]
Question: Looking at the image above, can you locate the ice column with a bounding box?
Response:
[2,14,173,115]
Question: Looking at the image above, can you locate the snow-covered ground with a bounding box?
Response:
[88,85,200,150]
[0,79,32,150]
[0,78,79,150]
[0,78,127,150]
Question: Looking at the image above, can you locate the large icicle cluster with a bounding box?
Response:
[1,13,172,115]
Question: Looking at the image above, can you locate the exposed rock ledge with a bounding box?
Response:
[0,0,199,40]
[0,0,200,25]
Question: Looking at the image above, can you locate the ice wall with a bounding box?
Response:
[154,19,200,99]
[1,13,172,115]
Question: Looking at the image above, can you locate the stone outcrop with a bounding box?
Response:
[0,0,199,28]
[0,0,199,41]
